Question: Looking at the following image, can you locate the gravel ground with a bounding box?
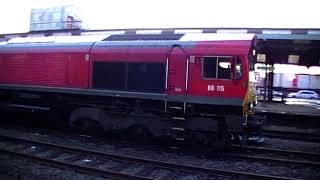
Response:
[0,127,320,179]
[0,154,110,180]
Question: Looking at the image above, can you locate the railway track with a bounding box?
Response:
[231,145,320,167]
[0,134,294,180]
[263,129,320,142]
[3,126,319,167]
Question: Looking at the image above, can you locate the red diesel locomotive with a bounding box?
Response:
[0,33,261,144]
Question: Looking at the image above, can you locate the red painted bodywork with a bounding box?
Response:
[0,46,91,88]
[167,46,188,95]
[0,39,252,102]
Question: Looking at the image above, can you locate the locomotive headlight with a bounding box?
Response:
[250,102,254,109]
[248,102,254,111]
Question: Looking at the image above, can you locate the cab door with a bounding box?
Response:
[167,46,188,95]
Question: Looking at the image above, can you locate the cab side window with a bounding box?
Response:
[218,57,231,79]
[235,57,242,80]
[203,56,231,79]
[203,57,217,78]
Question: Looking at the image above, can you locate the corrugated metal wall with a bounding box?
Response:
[0,54,68,87]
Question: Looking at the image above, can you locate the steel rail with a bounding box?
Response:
[0,134,294,180]
[0,148,149,180]
[223,153,320,167]
[263,129,320,143]
[237,145,320,159]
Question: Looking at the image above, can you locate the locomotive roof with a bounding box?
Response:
[0,33,255,45]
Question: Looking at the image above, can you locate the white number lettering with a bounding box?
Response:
[208,85,225,92]
[217,85,224,91]
[208,85,215,91]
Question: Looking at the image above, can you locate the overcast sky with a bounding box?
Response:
[0,0,319,34]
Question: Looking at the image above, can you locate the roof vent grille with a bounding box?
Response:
[103,34,183,41]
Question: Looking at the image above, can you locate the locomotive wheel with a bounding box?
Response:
[191,132,211,145]
[217,120,232,148]
[127,125,152,142]
[232,133,243,145]
[72,118,105,136]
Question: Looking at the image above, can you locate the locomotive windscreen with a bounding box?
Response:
[93,61,165,93]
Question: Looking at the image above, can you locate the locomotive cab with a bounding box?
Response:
[177,34,262,143]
